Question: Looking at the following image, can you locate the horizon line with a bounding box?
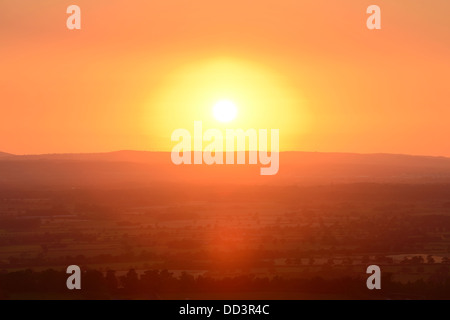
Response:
[2,149,450,160]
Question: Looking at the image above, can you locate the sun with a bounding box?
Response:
[212,100,238,123]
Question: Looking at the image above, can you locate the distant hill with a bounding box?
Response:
[1,151,450,187]
[0,152,14,158]
[13,150,166,163]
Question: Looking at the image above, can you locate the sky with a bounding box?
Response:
[1,0,449,155]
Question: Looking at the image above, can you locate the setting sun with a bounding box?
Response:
[147,57,308,151]
[212,100,238,123]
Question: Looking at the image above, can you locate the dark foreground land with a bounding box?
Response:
[1,152,450,299]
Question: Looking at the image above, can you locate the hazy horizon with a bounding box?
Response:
[3,149,450,160]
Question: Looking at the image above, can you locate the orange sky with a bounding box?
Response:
[1,0,449,156]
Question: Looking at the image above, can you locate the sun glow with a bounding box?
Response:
[212,100,238,123]
[147,58,309,151]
